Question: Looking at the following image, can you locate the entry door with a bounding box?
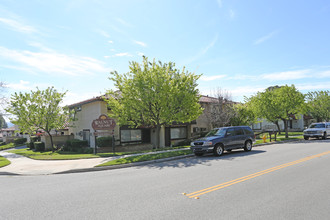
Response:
[83,130,90,145]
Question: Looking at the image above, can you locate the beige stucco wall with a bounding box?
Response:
[69,100,120,148]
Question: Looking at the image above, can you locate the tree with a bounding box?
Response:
[0,81,8,128]
[306,90,330,121]
[105,56,203,148]
[204,88,235,128]
[6,87,73,151]
[246,91,282,134]
[230,103,257,126]
[247,85,306,138]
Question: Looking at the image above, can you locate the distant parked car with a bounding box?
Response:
[303,122,330,140]
[190,126,255,156]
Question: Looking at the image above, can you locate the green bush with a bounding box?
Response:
[173,139,191,147]
[0,142,6,146]
[34,142,45,152]
[30,136,40,143]
[96,136,113,148]
[14,138,27,145]
[29,141,35,149]
[65,139,88,152]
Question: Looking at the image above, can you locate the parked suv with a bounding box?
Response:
[190,126,255,156]
[303,122,330,140]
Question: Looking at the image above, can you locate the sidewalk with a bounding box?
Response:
[0,147,192,176]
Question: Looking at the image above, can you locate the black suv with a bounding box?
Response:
[190,126,255,156]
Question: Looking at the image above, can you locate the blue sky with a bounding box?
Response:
[1,0,330,111]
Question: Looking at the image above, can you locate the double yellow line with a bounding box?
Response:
[184,151,330,199]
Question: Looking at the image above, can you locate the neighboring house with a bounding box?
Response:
[67,95,216,149]
[191,95,217,136]
[252,115,315,131]
[0,125,27,143]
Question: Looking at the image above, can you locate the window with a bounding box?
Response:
[170,127,187,139]
[121,129,142,142]
[226,128,235,137]
[235,128,244,135]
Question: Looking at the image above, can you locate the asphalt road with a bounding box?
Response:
[1,139,330,220]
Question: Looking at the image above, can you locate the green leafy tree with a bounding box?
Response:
[246,91,282,134]
[248,85,306,138]
[105,56,203,148]
[6,87,73,151]
[306,90,330,121]
[230,103,257,126]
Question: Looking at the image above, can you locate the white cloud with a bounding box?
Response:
[7,80,31,91]
[0,46,110,76]
[63,91,102,106]
[133,40,147,47]
[113,52,133,57]
[6,80,51,91]
[261,69,311,80]
[200,74,227,81]
[96,29,110,38]
[0,17,37,33]
[137,52,144,56]
[108,40,114,44]
[254,30,278,45]
[116,18,133,27]
[318,70,330,78]
[296,82,330,91]
[183,34,218,64]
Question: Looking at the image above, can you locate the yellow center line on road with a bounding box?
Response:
[184,151,330,199]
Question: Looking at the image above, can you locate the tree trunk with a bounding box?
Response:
[155,124,161,149]
[274,121,281,134]
[282,119,288,138]
[47,131,55,152]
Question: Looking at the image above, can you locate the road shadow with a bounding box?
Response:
[138,149,266,170]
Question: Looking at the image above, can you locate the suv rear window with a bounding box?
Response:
[235,128,244,135]
[243,127,253,135]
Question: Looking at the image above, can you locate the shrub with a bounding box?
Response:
[173,139,191,147]
[30,136,40,143]
[34,142,45,152]
[0,142,6,146]
[29,141,35,149]
[65,139,88,152]
[96,136,113,148]
[14,138,27,145]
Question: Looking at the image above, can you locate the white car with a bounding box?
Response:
[303,122,330,140]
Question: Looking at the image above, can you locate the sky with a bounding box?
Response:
[1,0,330,115]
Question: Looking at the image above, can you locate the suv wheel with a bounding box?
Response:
[322,132,327,140]
[194,152,204,156]
[304,136,309,140]
[244,140,252,152]
[213,144,224,156]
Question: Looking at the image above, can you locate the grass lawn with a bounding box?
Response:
[9,148,101,160]
[96,149,192,167]
[256,132,303,145]
[0,143,15,151]
[0,155,11,168]
[9,146,191,160]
